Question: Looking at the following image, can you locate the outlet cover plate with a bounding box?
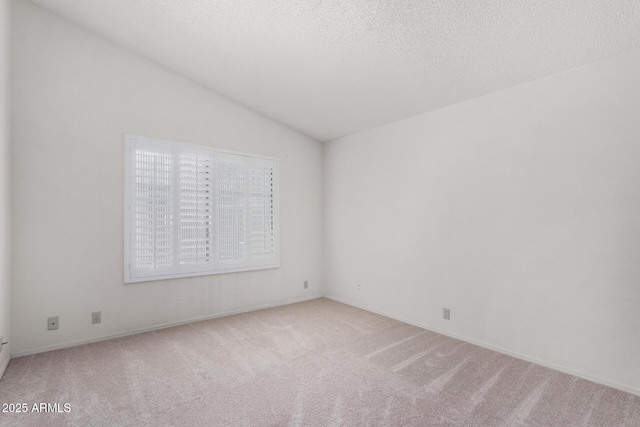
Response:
[92,311,101,324]
[48,316,59,330]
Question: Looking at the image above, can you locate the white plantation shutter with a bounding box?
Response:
[215,153,249,270]
[124,134,279,283]
[178,147,214,273]
[128,137,176,279]
[249,157,278,267]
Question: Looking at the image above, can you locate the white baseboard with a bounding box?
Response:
[0,353,10,380]
[325,294,640,398]
[12,294,323,358]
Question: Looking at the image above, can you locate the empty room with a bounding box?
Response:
[1,0,640,425]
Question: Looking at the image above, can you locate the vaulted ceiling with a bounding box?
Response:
[27,0,640,141]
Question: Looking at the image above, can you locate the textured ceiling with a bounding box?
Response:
[27,0,640,141]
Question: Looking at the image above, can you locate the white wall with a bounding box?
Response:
[11,0,323,355]
[0,0,11,375]
[324,48,640,395]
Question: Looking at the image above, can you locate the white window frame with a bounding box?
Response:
[124,134,280,283]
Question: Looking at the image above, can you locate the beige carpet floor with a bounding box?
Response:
[0,298,639,426]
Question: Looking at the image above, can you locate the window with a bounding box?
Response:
[124,134,279,283]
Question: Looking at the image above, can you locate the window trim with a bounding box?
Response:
[124,133,280,284]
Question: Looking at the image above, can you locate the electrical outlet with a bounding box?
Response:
[304,281,308,289]
[92,311,101,324]
[48,316,59,330]
[357,282,362,291]
[443,308,450,320]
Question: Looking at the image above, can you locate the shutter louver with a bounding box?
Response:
[130,142,175,278]
[179,148,213,273]
[216,153,248,270]
[249,158,278,266]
